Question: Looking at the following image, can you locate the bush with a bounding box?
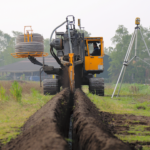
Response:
[0,85,8,101]
[10,81,22,102]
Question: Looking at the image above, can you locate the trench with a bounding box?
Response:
[1,89,133,150]
[68,114,73,150]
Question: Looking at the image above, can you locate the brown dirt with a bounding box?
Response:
[107,113,150,148]
[73,89,132,150]
[1,88,71,150]
[61,66,70,89]
[0,140,2,150]
[137,106,146,110]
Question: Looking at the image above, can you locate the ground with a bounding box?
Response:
[82,83,150,150]
[0,81,52,145]
[0,81,150,149]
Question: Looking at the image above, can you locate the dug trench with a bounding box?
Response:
[1,88,135,150]
[1,88,72,150]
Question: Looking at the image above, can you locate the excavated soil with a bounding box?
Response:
[73,89,132,150]
[1,88,71,150]
[108,113,150,148]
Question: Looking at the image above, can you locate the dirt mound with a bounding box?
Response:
[2,88,71,150]
[73,89,132,150]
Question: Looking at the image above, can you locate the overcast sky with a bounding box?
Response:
[0,0,150,48]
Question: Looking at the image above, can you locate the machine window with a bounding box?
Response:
[90,42,101,56]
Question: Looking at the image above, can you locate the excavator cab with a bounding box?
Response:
[84,37,104,73]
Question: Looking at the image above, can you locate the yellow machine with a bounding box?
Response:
[48,15,105,96]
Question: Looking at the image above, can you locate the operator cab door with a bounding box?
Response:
[84,38,104,71]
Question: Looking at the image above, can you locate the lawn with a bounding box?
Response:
[0,81,53,144]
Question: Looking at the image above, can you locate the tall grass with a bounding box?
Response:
[0,80,52,144]
[105,83,150,96]
[0,85,8,101]
[10,81,22,102]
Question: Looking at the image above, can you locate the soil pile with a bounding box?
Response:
[2,88,71,150]
[73,89,132,150]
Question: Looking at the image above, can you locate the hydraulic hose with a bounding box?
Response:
[50,47,62,67]
[49,21,67,44]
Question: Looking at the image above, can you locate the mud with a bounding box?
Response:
[1,88,72,150]
[73,89,132,150]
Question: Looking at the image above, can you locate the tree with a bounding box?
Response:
[76,29,91,37]
[108,25,150,83]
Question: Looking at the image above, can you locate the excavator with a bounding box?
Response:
[42,15,104,96]
[12,16,105,96]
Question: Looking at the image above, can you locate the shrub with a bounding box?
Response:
[10,81,22,102]
[0,85,8,101]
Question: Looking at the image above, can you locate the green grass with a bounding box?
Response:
[105,83,150,96]
[87,93,150,116]
[0,81,53,144]
[82,84,150,116]
[117,135,150,142]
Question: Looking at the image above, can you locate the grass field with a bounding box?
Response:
[82,84,150,150]
[1,81,150,149]
[0,81,53,144]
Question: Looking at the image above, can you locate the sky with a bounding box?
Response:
[0,0,150,48]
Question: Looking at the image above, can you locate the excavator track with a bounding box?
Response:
[43,79,60,95]
[89,78,104,96]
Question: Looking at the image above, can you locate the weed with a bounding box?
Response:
[10,81,22,102]
[31,88,39,97]
[65,138,73,142]
[0,85,8,101]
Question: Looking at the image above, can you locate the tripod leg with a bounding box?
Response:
[111,65,125,98]
[124,30,136,61]
[135,29,138,57]
[139,29,150,56]
[111,30,137,98]
[136,57,150,66]
[117,66,126,97]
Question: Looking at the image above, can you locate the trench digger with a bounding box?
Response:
[12,16,105,96]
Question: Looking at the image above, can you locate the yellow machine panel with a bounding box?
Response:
[85,56,103,70]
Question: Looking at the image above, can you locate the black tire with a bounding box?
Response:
[89,78,104,96]
[43,79,60,95]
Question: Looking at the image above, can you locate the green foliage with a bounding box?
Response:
[31,88,39,97]
[108,25,150,83]
[10,81,22,102]
[0,85,8,101]
[44,38,50,54]
[76,29,91,37]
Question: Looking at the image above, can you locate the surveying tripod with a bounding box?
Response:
[112,18,150,98]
